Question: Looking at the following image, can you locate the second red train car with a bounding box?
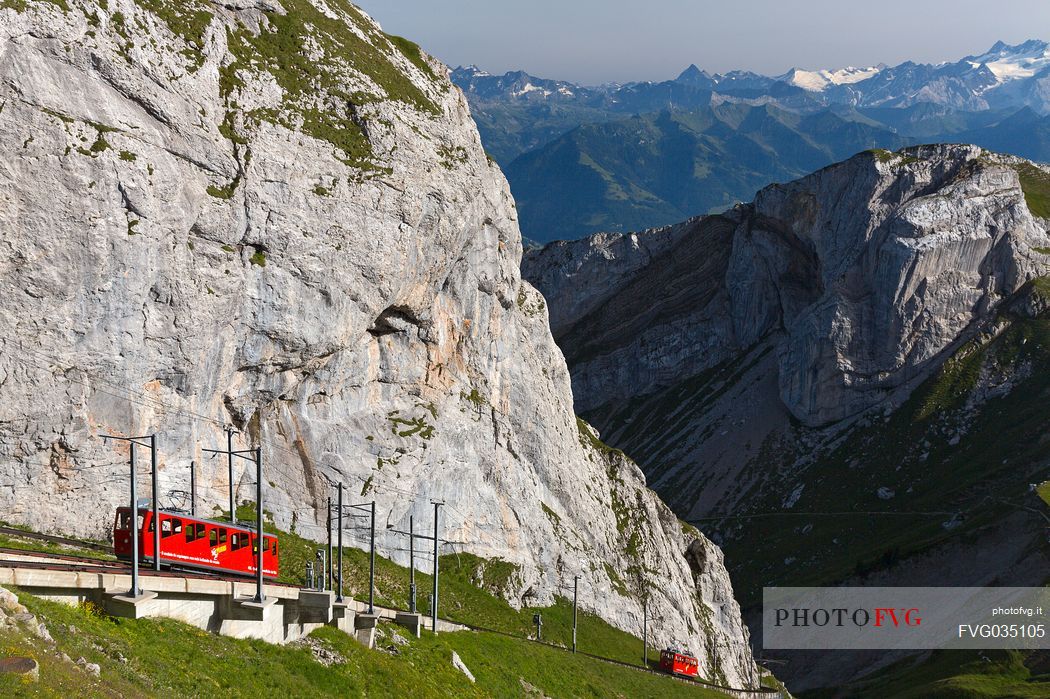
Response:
[660,648,700,677]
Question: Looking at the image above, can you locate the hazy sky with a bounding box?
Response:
[355,0,1050,85]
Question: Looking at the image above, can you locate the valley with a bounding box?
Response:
[524,144,1050,690]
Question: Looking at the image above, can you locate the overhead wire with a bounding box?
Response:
[1,337,536,608]
[5,339,469,501]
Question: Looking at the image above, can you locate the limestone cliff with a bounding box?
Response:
[524,145,1050,689]
[0,0,756,685]
[526,145,1050,427]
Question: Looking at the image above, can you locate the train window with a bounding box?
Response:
[161,519,175,537]
[173,520,183,536]
[270,541,278,556]
[116,512,130,530]
[187,520,205,541]
[208,528,218,546]
[218,529,227,545]
[231,533,245,551]
[251,537,258,555]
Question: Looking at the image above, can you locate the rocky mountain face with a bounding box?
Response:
[525,145,1050,688]
[0,0,757,685]
[528,144,1050,425]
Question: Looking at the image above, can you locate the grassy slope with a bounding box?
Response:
[588,285,1050,695]
[1016,163,1050,219]
[228,501,668,669]
[685,308,1050,605]
[0,590,727,699]
[22,502,721,681]
[1038,482,1050,508]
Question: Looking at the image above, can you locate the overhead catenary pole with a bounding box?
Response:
[254,446,264,604]
[409,515,416,613]
[642,599,648,668]
[201,437,263,601]
[104,433,157,598]
[573,575,579,654]
[130,441,139,596]
[227,428,235,525]
[368,500,376,614]
[151,434,160,571]
[326,495,333,592]
[190,460,197,518]
[431,501,442,634]
[336,483,344,603]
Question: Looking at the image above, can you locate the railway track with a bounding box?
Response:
[0,546,124,568]
[0,525,112,552]
[359,603,781,697]
[0,546,299,589]
[458,619,780,696]
[0,557,127,576]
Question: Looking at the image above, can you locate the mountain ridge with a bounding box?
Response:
[522,143,1050,689]
[503,103,910,241]
[454,40,1050,243]
[454,39,1050,110]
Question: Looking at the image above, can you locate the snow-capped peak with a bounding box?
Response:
[966,40,1050,82]
[459,65,491,77]
[780,65,882,92]
[512,82,552,98]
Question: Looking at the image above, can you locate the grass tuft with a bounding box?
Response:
[1014,163,1050,219]
[221,0,440,168]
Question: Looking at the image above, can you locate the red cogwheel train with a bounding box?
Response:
[113,506,279,578]
[660,645,700,677]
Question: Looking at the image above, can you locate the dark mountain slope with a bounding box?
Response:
[506,105,908,241]
[523,146,1050,689]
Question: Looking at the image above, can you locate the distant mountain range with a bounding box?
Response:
[453,40,1050,242]
[504,105,910,240]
